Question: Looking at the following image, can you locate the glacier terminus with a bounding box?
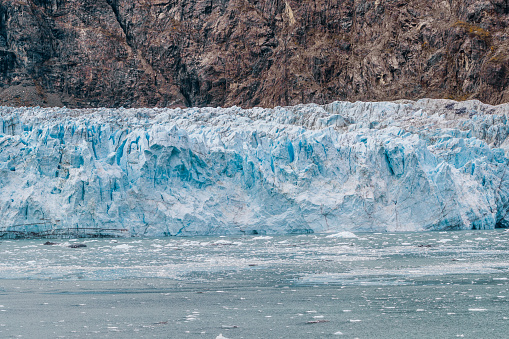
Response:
[1,99,509,237]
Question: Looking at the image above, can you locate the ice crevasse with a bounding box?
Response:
[1,99,509,237]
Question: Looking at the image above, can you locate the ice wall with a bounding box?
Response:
[1,99,509,237]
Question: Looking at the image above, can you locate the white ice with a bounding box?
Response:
[1,99,509,236]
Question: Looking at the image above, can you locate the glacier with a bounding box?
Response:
[1,99,509,237]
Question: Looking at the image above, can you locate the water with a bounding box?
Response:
[1,230,508,338]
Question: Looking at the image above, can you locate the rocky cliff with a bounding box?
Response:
[0,0,508,109]
[1,100,509,237]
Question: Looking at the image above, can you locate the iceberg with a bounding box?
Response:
[325,232,358,239]
[1,99,508,237]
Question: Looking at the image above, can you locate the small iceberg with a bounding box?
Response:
[325,231,358,239]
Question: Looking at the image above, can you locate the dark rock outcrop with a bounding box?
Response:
[68,243,87,248]
[0,0,508,108]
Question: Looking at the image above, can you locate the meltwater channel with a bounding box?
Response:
[1,230,508,338]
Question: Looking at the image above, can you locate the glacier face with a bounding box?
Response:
[1,99,509,237]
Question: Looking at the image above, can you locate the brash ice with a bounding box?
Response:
[0,99,508,237]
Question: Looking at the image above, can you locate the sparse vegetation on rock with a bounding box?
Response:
[0,0,508,108]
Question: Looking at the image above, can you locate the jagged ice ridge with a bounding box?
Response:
[1,99,509,237]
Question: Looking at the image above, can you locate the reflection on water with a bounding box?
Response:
[0,230,508,338]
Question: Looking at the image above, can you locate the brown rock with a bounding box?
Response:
[0,0,508,108]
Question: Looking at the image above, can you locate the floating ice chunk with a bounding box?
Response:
[326,232,358,239]
[211,240,235,246]
[114,244,132,250]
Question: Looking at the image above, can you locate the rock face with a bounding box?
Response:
[1,99,509,237]
[0,0,508,108]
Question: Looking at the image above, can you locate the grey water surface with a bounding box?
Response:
[1,230,508,338]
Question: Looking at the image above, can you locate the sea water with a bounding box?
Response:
[0,230,508,338]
